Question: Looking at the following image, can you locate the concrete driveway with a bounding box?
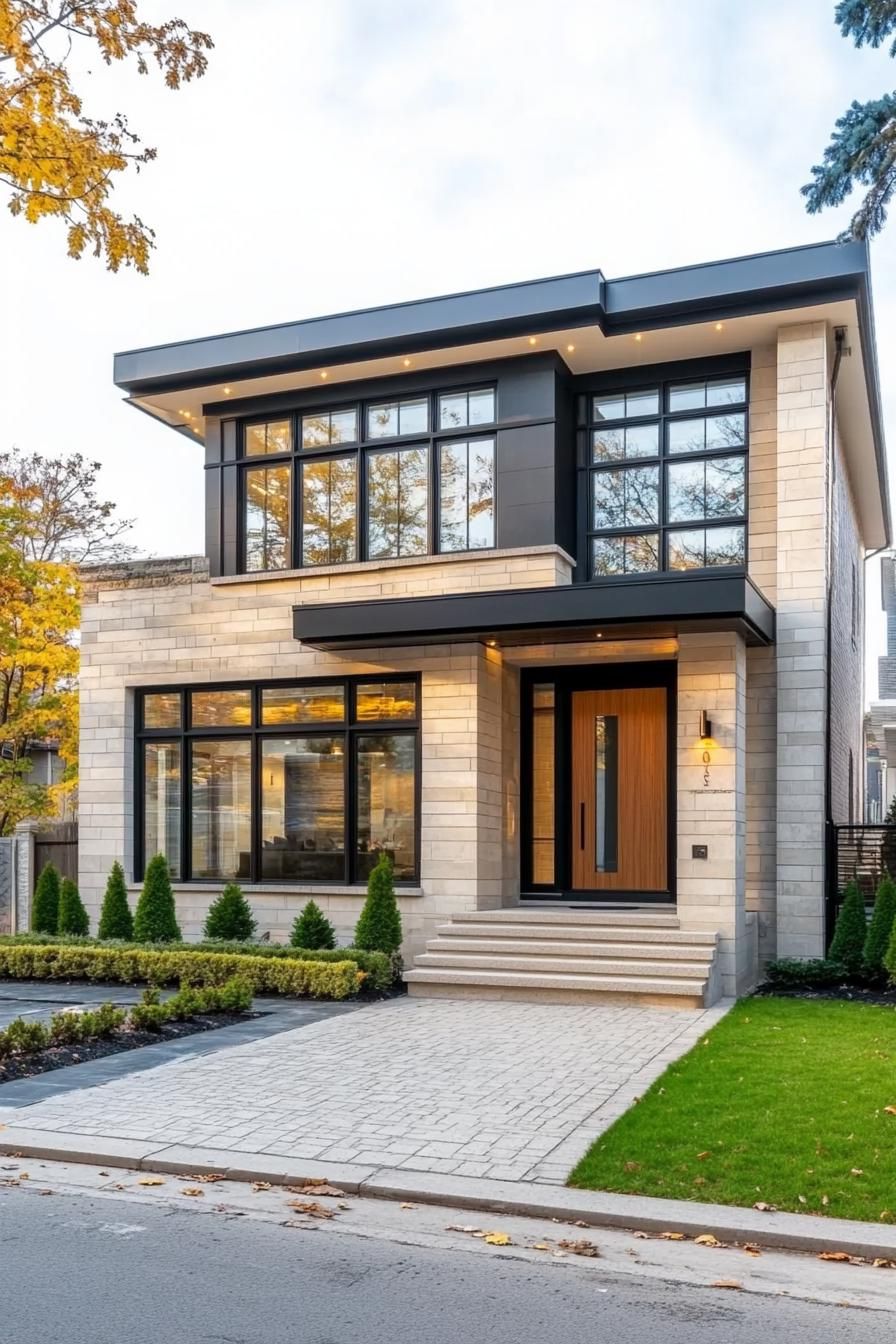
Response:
[0,995,730,1184]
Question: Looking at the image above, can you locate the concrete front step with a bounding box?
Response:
[460,908,680,927]
[404,967,708,1009]
[434,922,716,946]
[426,936,717,960]
[415,952,713,978]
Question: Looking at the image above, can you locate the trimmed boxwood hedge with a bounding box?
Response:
[0,943,363,1000]
[0,935,394,992]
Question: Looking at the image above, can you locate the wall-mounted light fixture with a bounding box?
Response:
[699,710,712,740]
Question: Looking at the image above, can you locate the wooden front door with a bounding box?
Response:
[571,687,668,893]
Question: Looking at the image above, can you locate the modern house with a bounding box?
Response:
[79,239,889,1007]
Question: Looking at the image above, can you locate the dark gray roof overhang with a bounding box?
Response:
[292,574,775,652]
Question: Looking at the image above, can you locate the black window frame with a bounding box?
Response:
[578,359,750,582]
[436,434,497,554]
[237,384,498,574]
[135,675,421,886]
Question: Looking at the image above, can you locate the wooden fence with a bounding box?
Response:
[33,821,78,884]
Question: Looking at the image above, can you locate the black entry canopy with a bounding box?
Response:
[293,573,775,651]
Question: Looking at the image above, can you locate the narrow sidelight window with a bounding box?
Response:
[190,739,251,880]
[143,742,181,877]
[245,419,291,457]
[531,685,555,884]
[301,457,357,565]
[367,398,429,439]
[438,437,495,552]
[594,716,618,873]
[355,733,417,880]
[301,409,358,449]
[366,447,428,559]
[438,387,495,429]
[244,464,290,571]
[260,737,346,880]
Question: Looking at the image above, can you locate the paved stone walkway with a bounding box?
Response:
[0,996,731,1183]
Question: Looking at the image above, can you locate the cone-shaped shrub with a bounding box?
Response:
[291,899,336,950]
[864,871,896,978]
[354,853,402,954]
[828,878,867,977]
[57,877,90,936]
[133,854,181,943]
[98,861,134,940]
[203,883,256,941]
[31,862,60,934]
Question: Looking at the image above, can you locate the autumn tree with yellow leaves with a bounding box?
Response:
[0,449,133,832]
[0,1,213,272]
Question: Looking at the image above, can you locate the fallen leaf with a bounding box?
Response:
[181,1187,205,1198]
[850,1169,864,1177]
[623,1161,641,1172]
[282,1219,318,1230]
[753,1202,778,1212]
[798,1195,807,1205]
[819,1251,851,1262]
[446,1224,481,1233]
[822,1196,830,1206]
[872,1258,896,1269]
[176,1172,226,1183]
[532,1243,551,1251]
[632,1231,650,1239]
[138,1178,165,1187]
[18,1173,28,1181]
[251,1181,272,1192]
[695,1234,722,1247]
[0,1179,20,1188]
[883,1106,896,1116]
[660,1231,686,1241]
[289,1183,346,1198]
[472,1231,487,1238]
[696,1151,711,1161]
[711,1279,743,1291]
[572,1220,589,1228]
[558,1239,600,1257]
[399,1202,417,1210]
[285,1199,335,1220]
[36,1189,54,1196]
[742,1243,762,1257]
[484,1232,512,1246]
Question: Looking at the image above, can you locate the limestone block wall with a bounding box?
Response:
[828,421,865,824]
[78,545,572,956]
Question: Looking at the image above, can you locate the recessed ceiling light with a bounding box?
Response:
[320,370,328,380]
[595,632,603,639]
[223,386,232,395]
[403,357,412,368]
[714,322,724,332]
[634,333,643,343]
[528,336,538,346]
[566,343,576,353]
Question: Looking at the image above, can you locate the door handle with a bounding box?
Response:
[579,801,585,850]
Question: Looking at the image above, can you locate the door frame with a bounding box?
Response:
[520,660,677,903]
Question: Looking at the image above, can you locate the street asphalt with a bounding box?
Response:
[0,1176,889,1343]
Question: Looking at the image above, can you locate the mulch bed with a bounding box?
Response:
[755,982,896,1007]
[0,1011,259,1085]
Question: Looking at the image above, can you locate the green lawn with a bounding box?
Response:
[569,996,896,1222]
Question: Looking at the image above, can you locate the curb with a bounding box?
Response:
[3,1128,896,1260]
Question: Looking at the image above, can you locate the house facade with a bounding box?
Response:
[79,240,889,1006]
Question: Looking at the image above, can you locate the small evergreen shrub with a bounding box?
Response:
[354,853,402,954]
[203,883,257,941]
[291,900,336,950]
[31,862,61,934]
[98,862,134,940]
[765,957,848,988]
[828,879,868,977]
[128,986,167,1032]
[57,878,90,936]
[133,854,181,943]
[864,872,896,979]
[4,1017,49,1054]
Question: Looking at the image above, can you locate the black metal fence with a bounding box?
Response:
[826,823,896,946]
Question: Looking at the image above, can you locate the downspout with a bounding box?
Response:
[824,326,848,944]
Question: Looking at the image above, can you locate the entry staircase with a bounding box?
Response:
[404,908,721,1008]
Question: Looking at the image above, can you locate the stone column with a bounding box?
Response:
[13,819,40,933]
[775,322,829,958]
[677,631,752,996]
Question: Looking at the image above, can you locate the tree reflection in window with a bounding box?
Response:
[367,447,428,559]
[438,438,495,552]
[301,457,356,565]
[245,465,290,572]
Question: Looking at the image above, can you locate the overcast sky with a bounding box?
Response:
[1,0,893,694]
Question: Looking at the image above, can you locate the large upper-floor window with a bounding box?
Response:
[584,371,748,579]
[240,386,496,573]
[136,677,420,885]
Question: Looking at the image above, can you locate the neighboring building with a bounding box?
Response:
[865,554,896,821]
[79,240,889,1006]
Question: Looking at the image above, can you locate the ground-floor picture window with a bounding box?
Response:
[136,677,419,884]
